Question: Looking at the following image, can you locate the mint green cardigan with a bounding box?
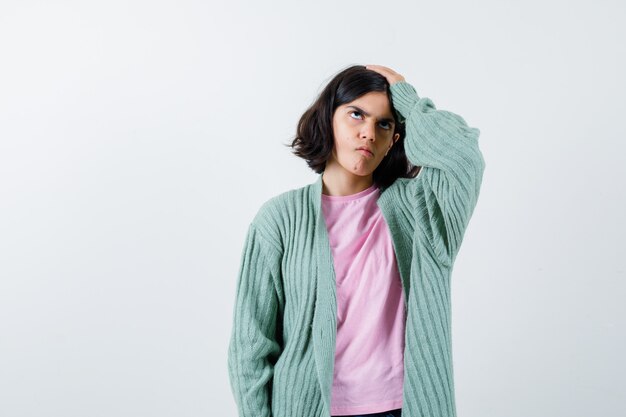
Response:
[227,81,486,417]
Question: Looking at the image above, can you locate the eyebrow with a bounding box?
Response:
[346,105,395,124]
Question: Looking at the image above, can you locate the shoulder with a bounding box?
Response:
[252,182,310,224]
[250,181,314,253]
[380,175,423,202]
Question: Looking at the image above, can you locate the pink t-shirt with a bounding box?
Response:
[321,182,406,416]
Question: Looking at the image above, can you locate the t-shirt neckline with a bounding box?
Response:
[321,183,378,202]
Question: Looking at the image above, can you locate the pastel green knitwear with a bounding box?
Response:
[227,81,486,417]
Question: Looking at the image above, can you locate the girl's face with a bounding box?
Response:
[329,91,400,178]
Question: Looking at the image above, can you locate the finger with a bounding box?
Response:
[366,64,396,78]
[365,64,391,76]
[367,64,393,72]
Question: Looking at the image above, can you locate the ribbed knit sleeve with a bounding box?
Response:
[227,221,283,417]
[390,81,485,267]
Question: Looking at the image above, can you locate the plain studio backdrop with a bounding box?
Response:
[1,1,624,416]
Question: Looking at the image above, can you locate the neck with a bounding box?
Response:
[321,163,374,196]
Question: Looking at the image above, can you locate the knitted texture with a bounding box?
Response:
[227,81,486,417]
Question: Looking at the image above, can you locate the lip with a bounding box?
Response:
[357,147,374,157]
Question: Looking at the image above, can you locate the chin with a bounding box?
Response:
[350,169,374,177]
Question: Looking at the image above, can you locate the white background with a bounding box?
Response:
[1,1,624,416]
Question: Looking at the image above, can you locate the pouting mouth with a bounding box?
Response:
[357,147,374,156]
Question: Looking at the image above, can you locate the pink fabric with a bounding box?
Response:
[321,183,406,416]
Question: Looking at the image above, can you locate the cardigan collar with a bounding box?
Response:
[311,173,323,209]
[308,173,337,414]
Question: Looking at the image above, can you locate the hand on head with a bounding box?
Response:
[364,64,406,86]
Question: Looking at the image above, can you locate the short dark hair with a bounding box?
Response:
[285,64,421,190]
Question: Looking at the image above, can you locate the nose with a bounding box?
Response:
[360,121,376,141]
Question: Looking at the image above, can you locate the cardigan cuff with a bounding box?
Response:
[389,81,420,123]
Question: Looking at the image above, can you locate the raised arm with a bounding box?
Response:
[389,80,486,267]
[227,221,283,416]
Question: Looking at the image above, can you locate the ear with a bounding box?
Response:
[386,133,400,156]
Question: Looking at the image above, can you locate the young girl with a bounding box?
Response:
[227,64,485,417]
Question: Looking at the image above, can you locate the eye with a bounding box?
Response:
[349,110,392,130]
[349,110,363,120]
